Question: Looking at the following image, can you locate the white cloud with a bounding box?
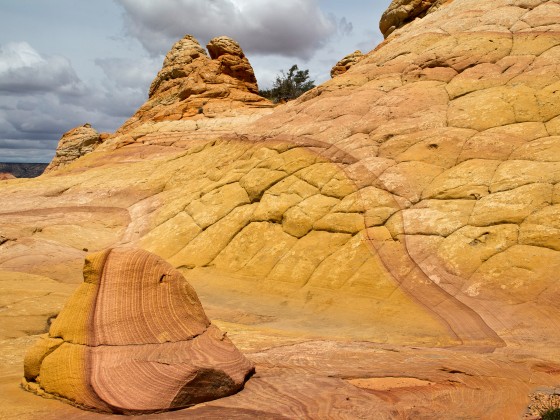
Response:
[115,0,337,59]
[0,42,86,94]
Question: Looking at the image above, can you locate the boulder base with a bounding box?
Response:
[22,248,254,414]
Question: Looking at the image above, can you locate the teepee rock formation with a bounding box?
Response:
[106,35,274,149]
[22,248,254,414]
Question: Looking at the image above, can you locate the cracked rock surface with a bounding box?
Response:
[1,1,560,418]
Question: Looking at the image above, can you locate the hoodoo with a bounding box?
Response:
[44,124,107,173]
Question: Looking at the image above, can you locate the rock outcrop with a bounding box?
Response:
[380,0,452,37]
[206,36,258,93]
[2,1,560,418]
[331,50,364,77]
[22,248,254,414]
[0,172,16,180]
[107,35,273,147]
[44,124,107,173]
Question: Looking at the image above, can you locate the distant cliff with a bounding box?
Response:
[0,162,47,178]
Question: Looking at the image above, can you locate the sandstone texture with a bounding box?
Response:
[107,35,274,148]
[380,0,452,37]
[330,50,364,77]
[22,248,254,414]
[44,124,106,173]
[1,1,560,418]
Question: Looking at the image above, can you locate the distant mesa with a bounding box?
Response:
[0,163,48,178]
[22,248,254,414]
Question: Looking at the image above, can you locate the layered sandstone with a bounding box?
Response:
[22,248,254,414]
[44,124,107,173]
[104,35,274,149]
[1,1,560,418]
[330,50,364,77]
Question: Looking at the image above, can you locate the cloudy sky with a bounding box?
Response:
[0,0,391,163]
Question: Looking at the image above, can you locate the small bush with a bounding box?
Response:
[542,408,560,420]
[259,64,315,103]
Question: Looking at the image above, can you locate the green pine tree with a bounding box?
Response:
[259,65,315,103]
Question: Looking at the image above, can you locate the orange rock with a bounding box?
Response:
[109,35,273,146]
[2,1,560,418]
[380,0,453,37]
[43,124,103,173]
[22,248,254,414]
[207,36,258,93]
[330,50,364,78]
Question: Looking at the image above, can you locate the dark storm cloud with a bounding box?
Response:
[115,0,337,59]
[0,139,57,150]
[0,42,149,162]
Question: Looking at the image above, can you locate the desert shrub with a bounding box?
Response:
[542,408,560,420]
[259,64,315,103]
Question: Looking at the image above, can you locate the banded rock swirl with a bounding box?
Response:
[0,0,560,418]
[22,248,254,414]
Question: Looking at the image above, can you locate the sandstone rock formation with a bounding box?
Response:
[1,1,560,418]
[108,35,273,147]
[44,124,107,173]
[380,0,451,37]
[22,248,254,414]
[330,50,364,77]
[206,36,258,93]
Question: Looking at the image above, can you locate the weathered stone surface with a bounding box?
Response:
[105,35,273,148]
[331,50,364,77]
[207,36,258,93]
[148,35,209,98]
[380,0,452,38]
[44,124,106,173]
[2,0,560,418]
[22,248,254,414]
